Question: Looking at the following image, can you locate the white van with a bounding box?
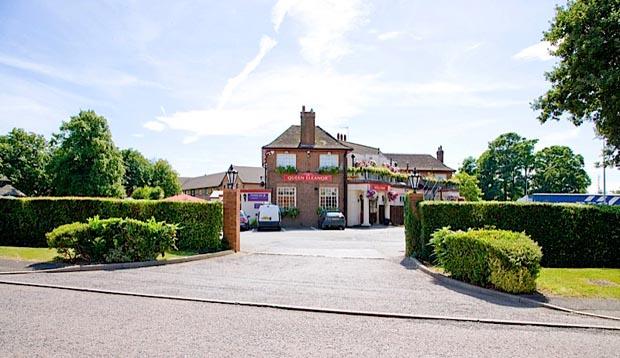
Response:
[257,204,281,231]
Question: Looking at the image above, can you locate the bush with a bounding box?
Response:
[131,186,164,200]
[431,227,542,293]
[0,197,223,252]
[46,216,177,264]
[404,200,620,268]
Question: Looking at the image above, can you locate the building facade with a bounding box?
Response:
[262,107,351,227]
[180,165,264,200]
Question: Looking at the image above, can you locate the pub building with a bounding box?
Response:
[263,106,456,227]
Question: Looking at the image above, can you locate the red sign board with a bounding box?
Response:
[283,173,333,182]
[371,183,390,191]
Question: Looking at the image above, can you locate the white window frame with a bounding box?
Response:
[277,186,296,208]
[319,187,339,209]
[319,154,339,168]
[276,153,296,168]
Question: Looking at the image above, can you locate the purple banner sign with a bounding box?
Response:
[247,193,269,202]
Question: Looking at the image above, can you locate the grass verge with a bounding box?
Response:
[0,246,198,263]
[537,268,620,299]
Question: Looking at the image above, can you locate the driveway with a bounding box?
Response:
[241,226,405,258]
[1,227,619,356]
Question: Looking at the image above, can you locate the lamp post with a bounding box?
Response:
[226,164,238,189]
[408,167,421,193]
[351,154,356,167]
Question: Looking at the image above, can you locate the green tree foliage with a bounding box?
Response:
[531,145,591,193]
[459,156,478,176]
[48,110,125,197]
[0,128,51,195]
[477,133,537,201]
[454,171,482,201]
[131,186,165,200]
[151,159,181,197]
[121,149,152,196]
[533,0,620,165]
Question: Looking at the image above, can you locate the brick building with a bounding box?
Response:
[262,106,351,227]
[180,165,264,200]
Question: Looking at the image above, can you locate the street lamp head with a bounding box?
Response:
[408,167,421,193]
[226,164,238,189]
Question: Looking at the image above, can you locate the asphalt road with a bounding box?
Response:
[1,227,619,356]
[2,284,619,357]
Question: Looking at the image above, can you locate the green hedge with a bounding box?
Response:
[0,197,223,252]
[47,217,177,263]
[405,201,620,268]
[431,228,542,293]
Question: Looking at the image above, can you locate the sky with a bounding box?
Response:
[0,0,617,193]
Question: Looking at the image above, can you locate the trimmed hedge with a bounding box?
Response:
[0,197,223,252]
[47,217,177,263]
[431,228,542,293]
[405,201,620,268]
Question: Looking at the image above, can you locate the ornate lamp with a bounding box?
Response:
[226,164,238,189]
[408,167,421,193]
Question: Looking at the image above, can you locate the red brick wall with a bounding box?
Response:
[264,148,348,227]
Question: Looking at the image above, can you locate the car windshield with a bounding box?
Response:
[326,212,341,217]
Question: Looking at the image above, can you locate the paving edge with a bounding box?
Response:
[0,250,234,275]
[406,257,620,322]
[0,279,618,331]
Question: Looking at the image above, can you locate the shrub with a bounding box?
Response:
[131,186,164,200]
[0,197,223,252]
[404,200,620,268]
[318,166,340,175]
[275,166,297,174]
[431,227,542,293]
[46,216,177,263]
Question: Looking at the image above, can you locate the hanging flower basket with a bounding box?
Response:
[387,191,399,202]
[366,189,376,199]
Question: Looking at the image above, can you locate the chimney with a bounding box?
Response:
[300,105,315,147]
[344,134,347,141]
[436,145,444,163]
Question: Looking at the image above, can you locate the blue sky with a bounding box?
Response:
[0,0,617,192]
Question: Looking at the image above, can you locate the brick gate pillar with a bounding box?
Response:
[407,191,424,218]
[223,189,240,252]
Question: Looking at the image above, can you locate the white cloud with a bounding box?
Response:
[377,31,403,41]
[218,35,277,109]
[143,120,166,132]
[272,0,368,64]
[538,127,582,148]
[513,41,557,61]
[0,54,163,88]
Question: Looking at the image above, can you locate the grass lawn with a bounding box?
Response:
[0,246,58,262]
[537,268,620,299]
[0,246,198,263]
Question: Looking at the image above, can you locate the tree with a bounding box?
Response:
[131,186,164,200]
[0,128,51,195]
[459,156,478,176]
[477,133,537,201]
[531,146,591,193]
[454,171,482,201]
[48,110,125,197]
[151,159,181,197]
[533,0,620,165]
[121,149,152,196]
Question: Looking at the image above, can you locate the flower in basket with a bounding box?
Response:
[366,189,376,198]
[387,191,399,202]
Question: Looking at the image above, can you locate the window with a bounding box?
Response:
[277,187,296,208]
[319,187,338,209]
[435,173,447,180]
[319,154,338,168]
[277,153,296,168]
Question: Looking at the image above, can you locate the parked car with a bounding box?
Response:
[257,204,281,231]
[318,211,346,230]
[240,210,250,231]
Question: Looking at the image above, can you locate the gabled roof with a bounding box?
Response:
[339,140,381,155]
[383,153,455,172]
[263,125,351,150]
[0,184,26,197]
[181,165,264,190]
